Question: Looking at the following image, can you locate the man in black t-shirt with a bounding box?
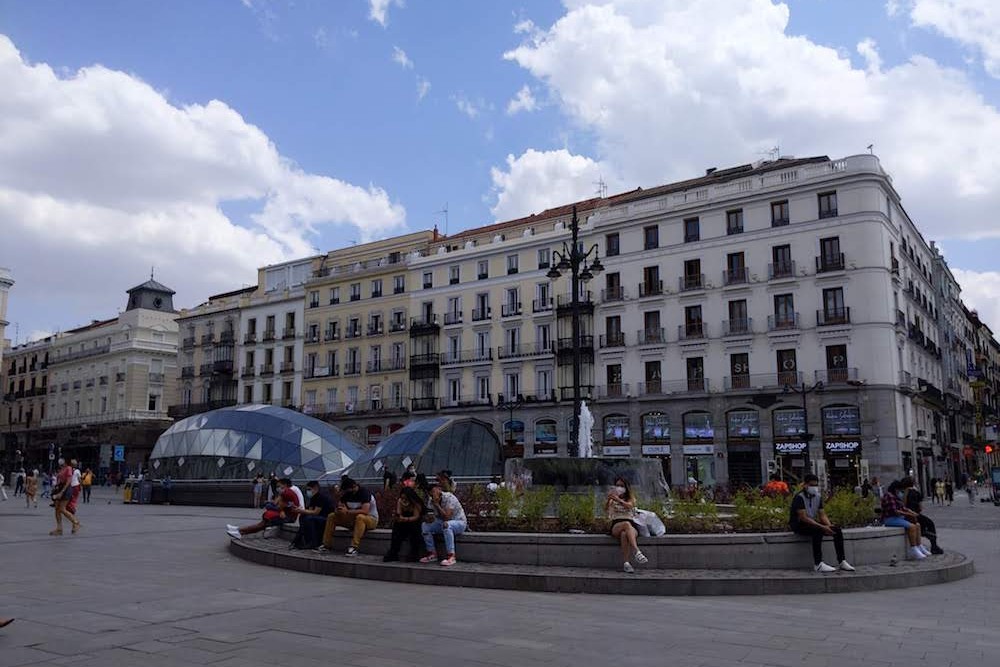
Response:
[290,481,333,550]
[789,474,855,573]
[902,477,943,554]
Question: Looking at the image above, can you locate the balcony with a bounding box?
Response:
[366,360,383,373]
[497,342,552,359]
[262,329,276,342]
[597,383,629,399]
[305,332,321,344]
[241,367,256,379]
[345,328,362,340]
[891,256,900,276]
[260,364,275,377]
[182,337,196,349]
[181,367,195,379]
[637,328,666,346]
[389,321,407,333]
[723,267,748,286]
[679,274,704,292]
[329,297,340,305]
[441,349,493,365]
[895,309,906,328]
[371,290,383,299]
[387,358,407,371]
[350,293,361,302]
[638,281,663,298]
[816,307,851,326]
[601,287,625,303]
[472,307,492,322]
[411,397,438,412]
[343,363,362,376]
[600,332,626,348]
[410,353,441,366]
[367,324,384,336]
[678,323,706,341]
[280,361,295,374]
[309,299,320,309]
[768,261,796,280]
[443,312,463,326]
[556,336,594,352]
[816,252,846,273]
[199,363,213,376]
[99,375,109,386]
[441,395,493,409]
[767,313,800,331]
[85,378,95,388]
[219,331,235,344]
[637,378,709,395]
[723,371,802,391]
[324,329,340,341]
[201,333,215,345]
[559,386,594,401]
[115,372,126,383]
[394,286,405,295]
[532,298,554,313]
[282,327,297,340]
[722,318,752,336]
[899,370,916,391]
[244,332,257,344]
[213,360,234,375]
[501,302,523,317]
[556,291,594,315]
[815,368,860,384]
[149,372,165,384]
[477,272,489,280]
[409,315,440,335]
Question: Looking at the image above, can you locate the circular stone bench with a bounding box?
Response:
[274,525,911,569]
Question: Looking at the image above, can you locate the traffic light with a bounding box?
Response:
[986,444,994,454]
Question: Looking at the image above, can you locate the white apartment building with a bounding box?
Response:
[238,257,318,408]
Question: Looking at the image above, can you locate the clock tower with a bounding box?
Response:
[125,274,176,312]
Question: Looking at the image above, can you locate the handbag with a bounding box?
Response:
[52,483,67,500]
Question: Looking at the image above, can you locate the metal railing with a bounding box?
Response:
[637,328,666,345]
[600,332,626,348]
[722,318,752,336]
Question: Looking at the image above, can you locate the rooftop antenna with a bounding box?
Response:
[435,203,449,236]
[150,266,155,280]
[593,176,608,199]
[867,143,874,155]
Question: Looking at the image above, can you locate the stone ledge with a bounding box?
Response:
[228,538,975,596]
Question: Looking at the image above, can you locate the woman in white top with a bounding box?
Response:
[605,477,648,573]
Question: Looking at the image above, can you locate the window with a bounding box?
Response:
[505,372,521,399]
[447,378,460,404]
[605,315,622,347]
[683,258,702,290]
[507,254,519,275]
[605,233,620,257]
[536,369,552,399]
[642,265,661,296]
[643,225,659,250]
[604,415,630,444]
[371,279,382,298]
[818,191,838,219]
[686,357,705,391]
[537,248,551,269]
[726,252,746,284]
[777,349,798,385]
[684,305,703,338]
[449,266,460,285]
[309,290,319,308]
[330,287,340,305]
[771,200,789,226]
[422,272,433,289]
[771,244,793,278]
[606,364,623,396]
[684,217,700,243]
[350,283,361,301]
[773,294,796,328]
[822,406,861,437]
[730,353,749,389]
[477,376,490,401]
[504,287,521,316]
[477,260,489,280]
[247,317,257,334]
[822,287,847,324]
[393,275,405,294]
[643,311,662,343]
[819,236,843,271]
[727,300,748,335]
[726,209,743,235]
[536,324,551,349]
[826,344,849,382]
[683,412,713,441]
[644,360,662,394]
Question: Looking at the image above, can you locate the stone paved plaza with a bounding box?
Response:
[0,488,997,667]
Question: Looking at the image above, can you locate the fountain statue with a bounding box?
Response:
[577,400,595,458]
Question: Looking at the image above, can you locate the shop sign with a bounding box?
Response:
[602,445,631,456]
[682,444,714,455]
[774,441,808,454]
[823,439,862,454]
[532,446,558,457]
[641,444,672,456]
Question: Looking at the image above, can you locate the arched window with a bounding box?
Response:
[534,419,557,447]
[503,419,525,445]
[604,415,630,443]
[641,412,670,442]
[726,409,760,440]
[366,424,383,447]
[388,423,404,434]
[821,405,861,436]
[682,411,713,442]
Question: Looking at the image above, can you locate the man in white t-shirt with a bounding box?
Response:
[70,459,82,505]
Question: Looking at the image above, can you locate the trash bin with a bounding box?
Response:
[139,480,153,504]
[122,481,133,503]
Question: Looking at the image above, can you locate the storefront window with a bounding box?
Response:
[534,419,557,455]
[683,412,713,441]
[726,410,759,439]
[642,412,670,442]
[773,409,806,438]
[503,419,525,445]
[822,406,861,436]
[604,415,630,443]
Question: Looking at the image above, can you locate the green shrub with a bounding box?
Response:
[663,496,719,533]
[824,489,877,527]
[731,490,788,532]
[495,486,519,528]
[557,492,597,531]
[520,486,555,530]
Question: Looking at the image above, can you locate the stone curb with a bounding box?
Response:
[228,539,974,596]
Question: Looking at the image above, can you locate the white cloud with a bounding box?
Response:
[489,149,617,220]
[901,0,1000,77]
[0,34,405,333]
[368,0,402,28]
[417,77,431,100]
[314,27,330,50]
[453,94,484,119]
[506,85,539,115]
[500,0,1000,242]
[952,269,1000,334]
[391,46,413,69]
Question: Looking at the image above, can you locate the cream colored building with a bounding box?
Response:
[0,267,12,372]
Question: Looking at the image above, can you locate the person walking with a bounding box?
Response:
[14,468,25,497]
[41,471,52,499]
[24,470,38,509]
[935,478,946,506]
[945,476,954,505]
[69,459,82,509]
[251,473,264,508]
[51,459,80,536]
[81,468,94,503]
[966,479,976,505]
[0,471,7,501]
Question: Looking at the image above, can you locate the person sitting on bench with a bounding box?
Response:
[789,474,855,573]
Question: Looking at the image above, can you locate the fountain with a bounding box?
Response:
[505,399,670,503]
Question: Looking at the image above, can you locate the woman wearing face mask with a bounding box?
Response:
[606,477,647,573]
[881,480,927,560]
[789,474,854,573]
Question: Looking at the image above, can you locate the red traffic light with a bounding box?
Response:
[986,445,994,454]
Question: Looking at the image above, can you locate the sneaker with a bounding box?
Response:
[419,553,438,564]
[909,546,927,560]
[930,546,944,555]
[623,562,635,574]
[918,545,932,556]
[814,562,836,573]
[633,550,648,565]
[226,524,238,531]
[315,545,329,553]
[838,560,856,572]
[346,546,359,557]
[440,555,457,567]
[226,528,242,540]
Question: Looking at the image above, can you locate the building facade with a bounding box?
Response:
[0,267,12,369]
[1,279,179,474]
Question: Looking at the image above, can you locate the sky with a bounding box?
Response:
[2,0,1000,341]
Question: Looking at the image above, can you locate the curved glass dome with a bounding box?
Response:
[150,404,365,480]
[336,417,501,482]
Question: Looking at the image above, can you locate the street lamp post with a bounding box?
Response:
[547,206,603,457]
[783,380,824,480]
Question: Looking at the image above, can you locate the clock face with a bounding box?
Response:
[153,297,163,309]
